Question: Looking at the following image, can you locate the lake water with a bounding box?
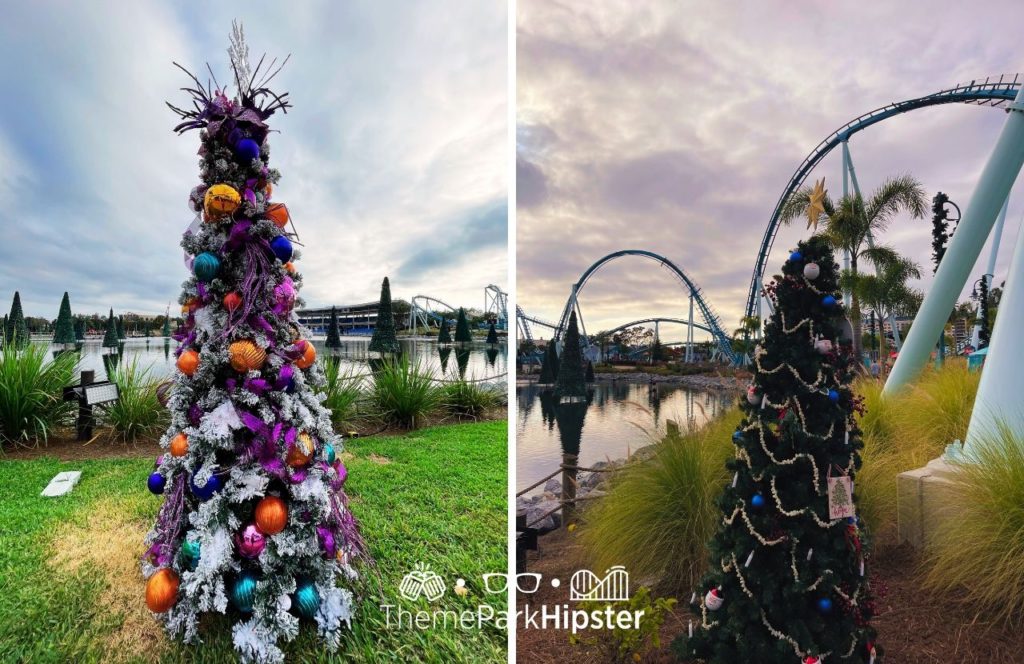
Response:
[516,381,736,493]
[43,337,508,383]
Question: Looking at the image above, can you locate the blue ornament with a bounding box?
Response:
[231,571,259,613]
[750,493,766,509]
[190,472,222,501]
[236,138,261,162]
[789,251,802,262]
[181,540,201,571]
[270,235,293,263]
[325,443,336,465]
[817,597,833,614]
[193,252,221,283]
[294,578,320,619]
[828,389,840,403]
[822,295,837,308]
[147,472,166,495]
[732,431,743,442]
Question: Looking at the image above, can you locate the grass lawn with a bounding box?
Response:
[0,420,508,663]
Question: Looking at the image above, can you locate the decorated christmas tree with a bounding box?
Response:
[368,277,400,355]
[102,308,119,351]
[537,341,558,384]
[325,307,342,349]
[454,307,473,344]
[53,292,76,346]
[142,30,365,664]
[676,235,878,663]
[437,317,451,344]
[6,291,29,347]
[555,311,586,400]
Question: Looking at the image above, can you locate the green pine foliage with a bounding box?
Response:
[6,292,29,348]
[454,307,473,344]
[555,311,587,399]
[437,319,452,344]
[102,309,119,349]
[368,277,401,354]
[537,341,558,384]
[52,292,76,345]
[326,306,342,349]
[116,315,126,340]
[677,236,879,663]
[74,318,86,341]
[486,322,499,345]
[586,360,595,383]
[162,317,171,337]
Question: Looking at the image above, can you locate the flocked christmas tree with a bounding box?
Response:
[555,311,587,400]
[454,306,473,344]
[676,235,879,664]
[325,306,342,349]
[437,317,452,344]
[368,276,400,355]
[53,292,76,346]
[102,308,119,351]
[6,291,29,347]
[142,29,365,664]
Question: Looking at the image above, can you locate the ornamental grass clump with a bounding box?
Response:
[581,408,741,593]
[318,356,367,430]
[923,423,1024,625]
[441,378,503,419]
[102,356,166,442]
[0,342,77,447]
[370,356,443,428]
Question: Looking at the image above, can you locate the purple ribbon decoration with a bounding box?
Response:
[143,473,187,567]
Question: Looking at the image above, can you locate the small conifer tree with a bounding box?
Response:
[326,306,342,349]
[454,307,472,344]
[53,292,76,345]
[368,277,401,354]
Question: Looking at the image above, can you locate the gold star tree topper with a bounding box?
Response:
[807,178,826,230]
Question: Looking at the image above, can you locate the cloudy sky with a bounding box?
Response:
[0,1,506,320]
[518,1,1024,343]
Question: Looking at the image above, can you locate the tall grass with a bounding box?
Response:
[370,356,443,428]
[101,356,165,442]
[442,379,503,419]
[854,359,979,542]
[0,344,78,447]
[581,409,742,592]
[319,357,367,429]
[923,424,1024,625]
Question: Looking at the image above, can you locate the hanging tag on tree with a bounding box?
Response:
[827,467,855,520]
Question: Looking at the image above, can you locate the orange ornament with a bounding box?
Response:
[145,568,180,613]
[223,292,242,312]
[264,182,273,197]
[295,342,316,370]
[254,496,288,535]
[169,433,189,457]
[286,432,315,467]
[177,349,200,376]
[284,262,296,274]
[266,203,290,228]
[229,340,267,372]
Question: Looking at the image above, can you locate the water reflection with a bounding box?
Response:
[517,381,734,492]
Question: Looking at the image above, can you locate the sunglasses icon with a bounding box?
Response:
[482,573,542,594]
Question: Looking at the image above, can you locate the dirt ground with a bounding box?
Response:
[516,528,1024,663]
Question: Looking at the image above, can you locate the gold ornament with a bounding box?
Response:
[286,432,315,467]
[807,178,826,231]
[229,340,267,372]
[204,184,241,219]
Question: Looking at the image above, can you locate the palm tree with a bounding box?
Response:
[781,174,927,360]
[732,316,761,357]
[854,254,922,362]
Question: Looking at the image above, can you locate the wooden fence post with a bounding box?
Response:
[561,453,578,527]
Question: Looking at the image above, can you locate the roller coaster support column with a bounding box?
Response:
[971,197,1010,348]
[686,295,694,362]
[886,82,1024,395]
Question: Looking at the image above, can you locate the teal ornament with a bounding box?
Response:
[325,443,336,465]
[294,578,320,619]
[270,235,293,263]
[231,571,259,613]
[193,252,221,283]
[789,251,802,262]
[822,295,837,308]
[181,540,201,570]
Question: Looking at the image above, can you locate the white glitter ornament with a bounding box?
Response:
[803,262,821,280]
[704,587,724,610]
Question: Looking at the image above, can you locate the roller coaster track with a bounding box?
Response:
[599,316,713,338]
[484,284,508,329]
[745,74,1023,321]
[408,295,458,331]
[551,249,738,364]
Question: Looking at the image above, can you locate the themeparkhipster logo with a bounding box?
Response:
[381,563,646,634]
